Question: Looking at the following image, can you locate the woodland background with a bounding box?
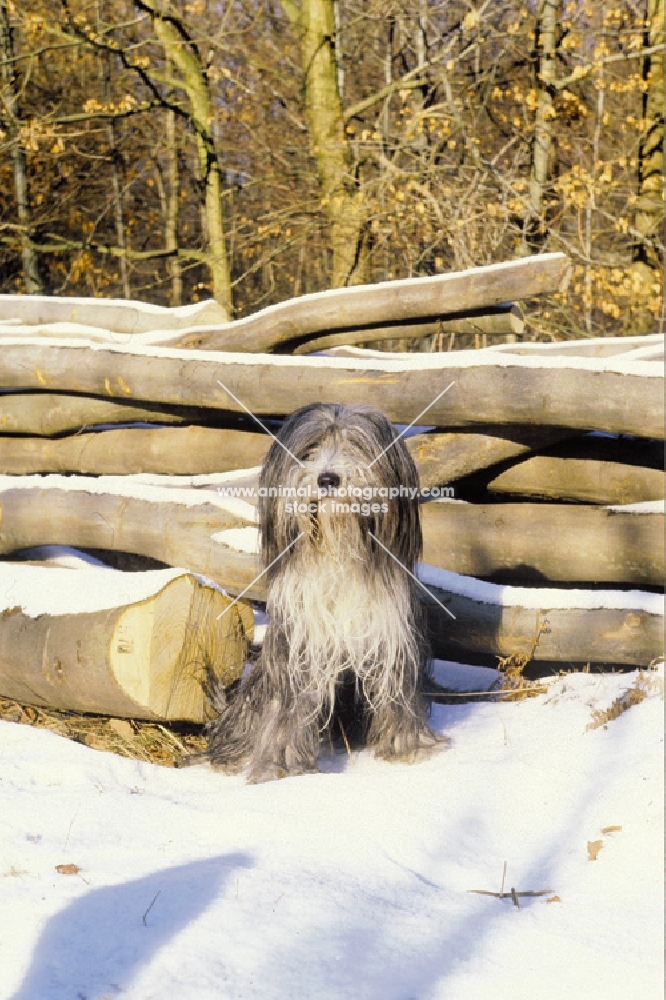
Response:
[0,0,663,340]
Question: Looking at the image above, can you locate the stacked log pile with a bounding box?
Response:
[0,251,662,723]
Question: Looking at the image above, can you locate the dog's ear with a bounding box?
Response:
[389,441,423,568]
[364,433,422,568]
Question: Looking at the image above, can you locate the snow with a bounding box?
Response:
[0,564,189,616]
[0,665,662,1000]
[417,563,664,614]
[1,334,662,376]
[10,545,111,570]
[606,499,664,513]
[0,474,256,522]
[212,526,261,553]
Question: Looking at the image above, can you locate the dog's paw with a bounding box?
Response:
[247,756,319,784]
[374,726,448,763]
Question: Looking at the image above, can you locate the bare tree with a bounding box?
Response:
[631,0,664,331]
[134,0,232,315]
[523,0,558,254]
[0,0,43,292]
[281,0,370,287]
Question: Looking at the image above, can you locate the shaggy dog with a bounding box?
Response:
[206,403,440,782]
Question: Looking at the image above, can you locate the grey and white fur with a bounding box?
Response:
[206,402,440,782]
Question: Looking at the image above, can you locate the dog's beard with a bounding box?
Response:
[266,549,421,728]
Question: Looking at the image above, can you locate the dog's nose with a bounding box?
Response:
[317,471,341,490]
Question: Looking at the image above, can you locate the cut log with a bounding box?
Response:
[406,426,572,489]
[0,295,226,333]
[148,253,570,352]
[291,306,524,355]
[0,426,270,475]
[0,475,259,596]
[0,336,661,438]
[421,501,664,586]
[0,566,253,721]
[487,456,664,504]
[419,565,663,667]
[0,393,194,436]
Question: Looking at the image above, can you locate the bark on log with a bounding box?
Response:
[291,307,524,355]
[0,295,226,333]
[0,426,270,475]
[0,566,252,721]
[421,573,663,667]
[0,393,194,435]
[487,456,664,504]
[421,502,664,585]
[0,337,661,438]
[155,253,571,352]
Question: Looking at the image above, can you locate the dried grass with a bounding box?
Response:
[585,667,664,731]
[0,696,206,767]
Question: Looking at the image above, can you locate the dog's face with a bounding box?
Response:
[258,404,422,572]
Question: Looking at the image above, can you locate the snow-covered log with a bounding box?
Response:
[0,338,660,438]
[0,255,569,353]
[421,501,664,586]
[0,476,259,597]
[419,566,664,667]
[147,253,569,352]
[0,566,253,721]
[0,295,226,333]
[0,426,269,475]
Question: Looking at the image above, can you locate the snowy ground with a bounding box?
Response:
[0,666,662,1000]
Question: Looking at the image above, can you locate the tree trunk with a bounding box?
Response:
[166,96,183,307]
[168,252,570,351]
[283,0,370,287]
[139,1,232,316]
[97,1,130,299]
[630,0,664,332]
[0,2,43,293]
[0,477,258,597]
[523,0,558,254]
[292,308,524,354]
